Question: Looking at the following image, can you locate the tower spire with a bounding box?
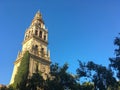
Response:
[31,11,44,28]
[34,10,42,20]
[33,10,44,23]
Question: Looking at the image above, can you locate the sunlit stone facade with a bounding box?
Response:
[10,11,51,84]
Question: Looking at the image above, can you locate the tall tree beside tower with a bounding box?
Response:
[109,34,120,80]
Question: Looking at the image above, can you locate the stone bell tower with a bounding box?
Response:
[10,11,51,84]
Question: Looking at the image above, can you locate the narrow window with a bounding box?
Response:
[39,31,42,38]
[35,63,39,73]
[44,35,46,40]
[41,48,44,57]
[41,48,44,52]
[35,30,38,35]
[35,45,38,50]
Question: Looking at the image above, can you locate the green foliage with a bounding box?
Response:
[12,51,30,89]
[7,32,120,90]
[45,63,79,90]
[77,60,118,90]
[0,85,14,90]
[109,34,120,79]
[7,85,14,90]
[27,72,44,90]
[80,82,94,90]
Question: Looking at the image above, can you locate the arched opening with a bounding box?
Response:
[41,48,44,57]
[44,35,46,41]
[35,63,39,73]
[41,48,44,52]
[35,45,38,50]
[35,30,38,35]
[34,45,38,55]
[39,31,42,38]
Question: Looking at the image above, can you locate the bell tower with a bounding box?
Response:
[10,11,51,84]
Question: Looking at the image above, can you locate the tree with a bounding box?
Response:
[77,60,117,90]
[26,72,44,90]
[80,82,94,90]
[7,85,14,90]
[45,63,79,90]
[109,34,120,80]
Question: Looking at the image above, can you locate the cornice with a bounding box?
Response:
[30,53,51,65]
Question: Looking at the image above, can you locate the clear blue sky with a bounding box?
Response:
[0,0,120,85]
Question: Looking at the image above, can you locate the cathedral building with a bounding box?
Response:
[10,11,51,84]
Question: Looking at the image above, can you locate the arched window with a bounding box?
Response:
[44,35,46,41]
[35,63,39,73]
[33,45,38,55]
[35,30,38,35]
[41,47,44,57]
[39,31,42,38]
[35,45,38,50]
[41,48,44,52]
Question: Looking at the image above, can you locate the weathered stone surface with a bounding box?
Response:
[10,11,51,84]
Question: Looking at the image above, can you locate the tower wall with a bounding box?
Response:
[10,58,22,84]
[29,55,50,79]
[10,11,51,84]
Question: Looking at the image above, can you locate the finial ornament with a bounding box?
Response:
[37,10,40,13]
[34,10,42,20]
